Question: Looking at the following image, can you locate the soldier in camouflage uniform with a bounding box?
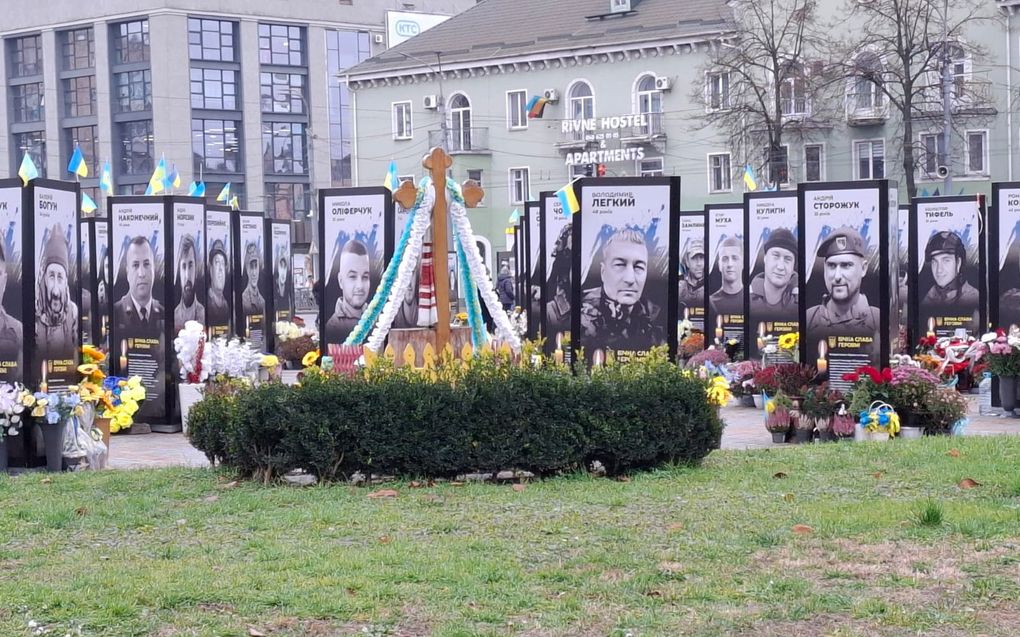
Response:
[677,239,705,309]
[805,227,880,343]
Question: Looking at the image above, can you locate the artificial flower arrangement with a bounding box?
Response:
[275,320,318,369]
[800,382,837,435]
[206,337,265,382]
[759,332,800,363]
[978,328,1020,377]
[509,306,527,338]
[97,376,147,434]
[174,321,210,384]
[705,374,732,408]
[684,347,729,370]
[452,311,469,327]
[27,389,83,425]
[679,331,705,360]
[858,402,901,437]
[914,332,983,388]
[0,382,30,441]
[728,359,762,397]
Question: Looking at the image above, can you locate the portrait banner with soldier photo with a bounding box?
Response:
[526,200,542,339]
[318,188,390,349]
[705,204,745,350]
[29,180,80,391]
[909,196,984,340]
[205,206,234,339]
[799,181,894,392]
[571,177,679,366]
[0,181,24,382]
[744,192,799,361]
[540,191,572,359]
[234,212,267,350]
[95,219,111,352]
[171,198,206,339]
[898,205,909,341]
[80,220,93,346]
[677,211,706,333]
[110,197,168,423]
[269,220,294,326]
[990,183,1020,329]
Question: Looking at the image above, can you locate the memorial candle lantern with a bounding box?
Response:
[816,340,828,376]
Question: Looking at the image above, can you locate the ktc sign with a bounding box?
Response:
[385,11,451,47]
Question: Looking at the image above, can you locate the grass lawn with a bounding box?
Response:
[2,436,1019,637]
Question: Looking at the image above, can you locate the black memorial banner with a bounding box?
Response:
[909,196,985,340]
[0,180,25,382]
[898,205,909,347]
[571,177,679,366]
[204,205,234,339]
[267,220,293,354]
[991,183,1020,329]
[80,219,93,346]
[678,210,706,334]
[525,200,542,340]
[799,180,896,392]
[233,211,268,351]
[540,191,571,360]
[744,192,799,361]
[704,203,745,350]
[26,179,81,392]
[171,198,207,339]
[318,187,393,349]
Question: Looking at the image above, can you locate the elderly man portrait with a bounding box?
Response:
[35,225,79,361]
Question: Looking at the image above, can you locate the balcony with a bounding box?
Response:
[917,79,997,115]
[846,92,889,127]
[621,112,667,144]
[428,127,490,154]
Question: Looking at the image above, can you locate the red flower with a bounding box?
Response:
[881,367,893,383]
[856,365,883,384]
[842,372,860,382]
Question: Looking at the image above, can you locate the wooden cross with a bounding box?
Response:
[424,147,454,352]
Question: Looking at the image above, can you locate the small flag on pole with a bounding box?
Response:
[229,194,239,210]
[216,183,231,203]
[18,153,39,186]
[67,145,88,178]
[743,164,758,192]
[508,208,521,224]
[555,180,580,217]
[188,180,206,197]
[146,157,167,195]
[164,163,181,192]
[99,160,114,195]
[526,95,549,119]
[383,160,399,192]
[81,192,98,214]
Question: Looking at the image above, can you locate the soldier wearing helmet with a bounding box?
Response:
[922,231,978,306]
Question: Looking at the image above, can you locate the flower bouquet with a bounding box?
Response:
[764,392,794,443]
[729,360,762,405]
[858,401,900,441]
[99,376,147,434]
[275,320,318,370]
[0,383,31,470]
[801,383,838,441]
[206,337,264,383]
[174,321,210,384]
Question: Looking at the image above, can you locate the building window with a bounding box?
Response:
[61,28,94,70]
[509,168,530,205]
[391,101,413,140]
[326,29,371,186]
[966,130,988,175]
[260,73,305,113]
[780,65,809,117]
[117,183,148,196]
[635,74,663,135]
[449,93,473,152]
[262,122,307,174]
[190,68,238,110]
[8,35,42,78]
[855,139,885,180]
[65,125,99,176]
[63,76,96,118]
[192,119,242,173]
[113,70,152,112]
[258,24,305,66]
[507,90,527,130]
[567,80,594,140]
[850,52,883,112]
[113,20,150,65]
[188,18,236,62]
[13,131,46,177]
[11,83,44,123]
[708,153,732,193]
[920,133,945,176]
[117,120,154,176]
[466,168,484,205]
[706,71,730,111]
[804,144,824,182]
[764,145,789,186]
[638,157,664,177]
[265,182,307,220]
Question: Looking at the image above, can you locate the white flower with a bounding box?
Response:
[981,332,997,343]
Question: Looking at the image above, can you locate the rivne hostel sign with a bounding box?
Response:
[561,115,650,166]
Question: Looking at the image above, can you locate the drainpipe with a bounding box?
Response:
[1008,7,1014,181]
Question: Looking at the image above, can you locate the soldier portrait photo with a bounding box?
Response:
[678,238,705,316]
[241,240,266,317]
[273,251,293,321]
[918,230,980,332]
[173,233,205,335]
[206,238,231,331]
[325,238,373,339]
[578,226,666,362]
[805,227,880,345]
[35,224,79,363]
[0,240,24,373]
[113,235,164,338]
[748,228,798,321]
[544,222,572,339]
[708,235,744,318]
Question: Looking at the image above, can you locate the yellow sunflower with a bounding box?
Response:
[301,349,320,368]
[778,333,799,350]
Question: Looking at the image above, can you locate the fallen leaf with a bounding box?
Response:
[667,522,685,532]
[409,481,424,489]
[959,478,981,489]
[367,489,399,499]
[219,480,239,489]
[872,472,883,479]
[791,524,814,535]
[378,535,391,544]
[615,475,632,482]
[247,627,266,637]
[450,482,466,487]
[773,472,788,479]
[74,507,88,517]
[512,483,527,492]
[947,449,961,458]
[658,561,684,574]
[41,478,52,484]
[783,493,796,502]
[203,495,219,503]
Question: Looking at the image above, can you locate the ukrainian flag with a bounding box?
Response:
[18,153,39,186]
[146,157,167,195]
[99,160,114,195]
[383,160,399,192]
[743,164,758,192]
[229,194,239,210]
[164,163,181,191]
[188,180,206,197]
[555,180,580,217]
[508,208,520,224]
[216,183,231,203]
[81,192,98,214]
[67,145,88,178]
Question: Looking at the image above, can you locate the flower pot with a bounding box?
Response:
[753,394,764,410]
[817,429,836,443]
[792,428,813,444]
[998,376,1018,413]
[864,430,890,442]
[770,431,787,444]
[39,421,65,472]
[95,417,111,449]
[281,369,302,386]
[899,426,923,440]
[740,395,755,408]
[0,436,7,472]
[178,383,205,435]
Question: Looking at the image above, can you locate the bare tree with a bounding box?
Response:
[693,0,836,188]
[833,0,993,199]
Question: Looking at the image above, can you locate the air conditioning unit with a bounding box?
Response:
[373,33,384,44]
[543,88,560,103]
[423,94,439,109]
[655,76,672,91]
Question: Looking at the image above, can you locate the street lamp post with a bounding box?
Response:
[940,0,953,194]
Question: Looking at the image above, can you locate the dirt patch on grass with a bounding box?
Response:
[260,606,431,637]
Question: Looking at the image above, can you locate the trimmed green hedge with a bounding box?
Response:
[186,352,724,482]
